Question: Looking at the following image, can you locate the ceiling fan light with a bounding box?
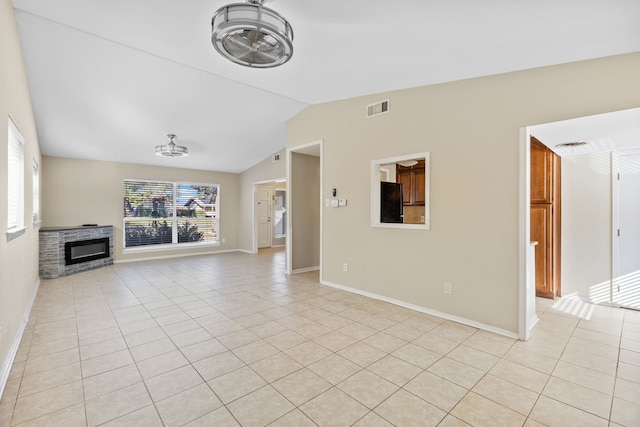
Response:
[155,134,189,157]
[211,1,294,68]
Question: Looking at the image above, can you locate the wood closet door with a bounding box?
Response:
[531,204,554,298]
[531,140,553,203]
[530,137,561,299]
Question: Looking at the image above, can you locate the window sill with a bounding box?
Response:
[370,222,430,230]
[6,227,26,242]
[122,241,220,255]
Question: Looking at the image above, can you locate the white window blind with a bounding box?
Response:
[123,179,218,249]
[7,118,25,234]
[33,160,40,224]
[123,180,174,247]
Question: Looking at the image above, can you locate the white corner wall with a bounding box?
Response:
[561,153,612,301]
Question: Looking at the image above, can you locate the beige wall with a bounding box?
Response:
[287,52,640,334]
[561,152,612,301]
[291,152,320,271]
[0,0,42,395]
[238,148,286,251]
[41,157,239,262]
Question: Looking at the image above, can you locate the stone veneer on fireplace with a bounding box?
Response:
[39,225,114,279]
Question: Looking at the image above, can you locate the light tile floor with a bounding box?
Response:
[1,248,639,426]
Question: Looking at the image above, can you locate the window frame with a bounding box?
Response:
[7,117,25,241]
[122,179,220,253]
[33,159,40,225]
[371,152,431,230]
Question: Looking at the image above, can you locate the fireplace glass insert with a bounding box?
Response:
[65,237,110,266]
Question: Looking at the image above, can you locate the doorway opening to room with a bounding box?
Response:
[286,140,322,277]
[252,178,286,253]
[520,107,640,339]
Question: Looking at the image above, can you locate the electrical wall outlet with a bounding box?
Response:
[444,282,453,294]
[343,263,348,272]
[221,237,226,243]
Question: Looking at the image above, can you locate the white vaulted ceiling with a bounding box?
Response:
[12,0,640,172]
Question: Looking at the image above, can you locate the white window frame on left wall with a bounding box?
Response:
[32,159,40,225]
[7,117,25,241]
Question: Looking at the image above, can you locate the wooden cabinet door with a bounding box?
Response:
[397,171,412,205]
[531,137,553,204]
[396,166,425,206]
[531,204,554,298]
[414,168,426,205]
[530,136,561,299]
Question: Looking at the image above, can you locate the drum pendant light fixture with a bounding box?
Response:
[211,0,294,68]
[155,134,189,157]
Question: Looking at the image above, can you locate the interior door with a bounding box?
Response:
[614,154,640,309]
[257,186,272,249]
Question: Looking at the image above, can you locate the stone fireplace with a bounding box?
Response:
[40,225,114,278]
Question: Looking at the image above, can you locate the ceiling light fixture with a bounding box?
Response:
[155,134,189,157]
[211,0,294,68]
[555,141,589,148]
[397,160,418,167]
[555,141,589,156]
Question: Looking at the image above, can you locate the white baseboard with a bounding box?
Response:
[114,249,242,263]
[292,266,320,274]
[0,279,40,401]
[321,279,519,340]
[237,249,256,254]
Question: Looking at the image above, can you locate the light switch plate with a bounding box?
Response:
[338,199,347,206]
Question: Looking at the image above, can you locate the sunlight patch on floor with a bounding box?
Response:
[551,295,595,320]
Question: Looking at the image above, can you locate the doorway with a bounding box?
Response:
[286,140,322,276]
[252,179,286,253]
[520,107,640,338]
[257,186,272,249]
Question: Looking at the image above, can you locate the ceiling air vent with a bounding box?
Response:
[366,100,389,118]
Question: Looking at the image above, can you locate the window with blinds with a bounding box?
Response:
[7,118,25,238]
[33,160,40,224]
[123,179,218,249]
